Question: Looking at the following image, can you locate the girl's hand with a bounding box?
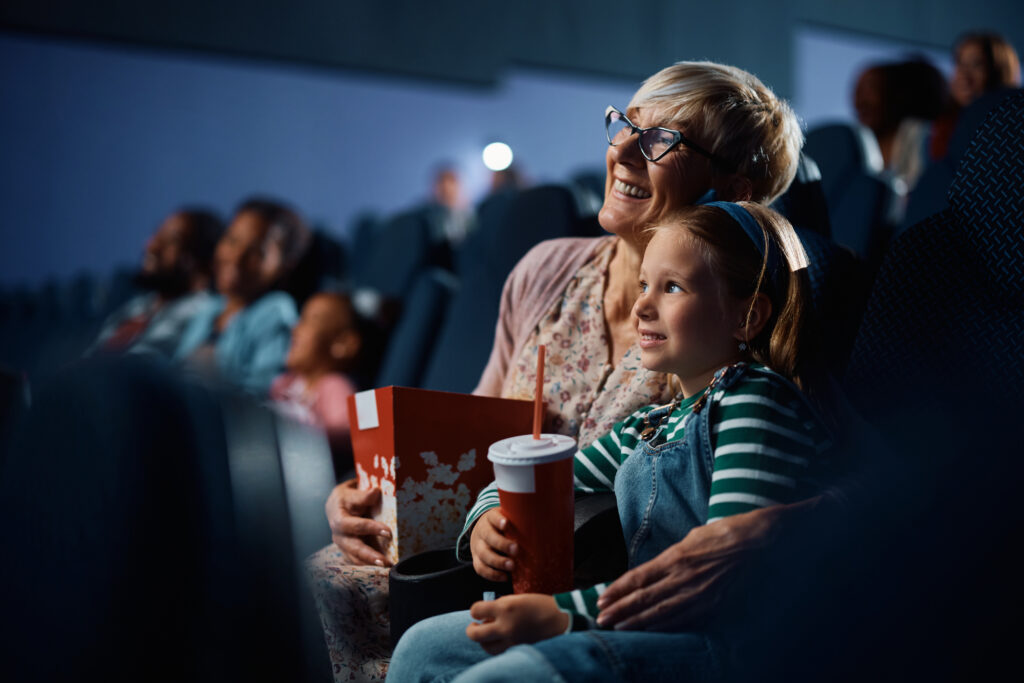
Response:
[595,503,802,631]
[324,478,393,567]
[469,508,518,582]
[465,594,569,655]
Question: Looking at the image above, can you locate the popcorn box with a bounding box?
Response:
[349,386,533,564]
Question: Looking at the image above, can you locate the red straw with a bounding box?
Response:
[532,345,546,439]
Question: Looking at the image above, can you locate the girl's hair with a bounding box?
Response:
[650,202,819,391]
[955,31,1022,91]
[313,290,384,388]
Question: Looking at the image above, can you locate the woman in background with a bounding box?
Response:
[174,197,311,395]
[931,31,1021,160]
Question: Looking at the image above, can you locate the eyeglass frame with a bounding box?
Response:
[604,105,734,171]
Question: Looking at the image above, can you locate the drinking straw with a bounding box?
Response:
[533,345,545,439]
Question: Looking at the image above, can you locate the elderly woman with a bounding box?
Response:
[307,61,803,682]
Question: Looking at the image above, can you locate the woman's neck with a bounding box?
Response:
[605,237,644,325]
[602,237,645,366]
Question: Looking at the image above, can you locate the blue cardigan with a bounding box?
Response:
[174,291,298,395]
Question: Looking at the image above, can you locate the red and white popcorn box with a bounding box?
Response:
[348,386,533,564]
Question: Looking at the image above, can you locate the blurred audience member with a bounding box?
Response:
[932,31,1021,159]
[270,292,363,471]
[488,164,527,195]
[425,164,475,248]
[174,197,310,394]
[88,208,224,356]
[853,58,948,189]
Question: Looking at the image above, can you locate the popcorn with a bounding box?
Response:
[348,387,533,563]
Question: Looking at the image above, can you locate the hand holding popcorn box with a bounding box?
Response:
[349,386,533,565]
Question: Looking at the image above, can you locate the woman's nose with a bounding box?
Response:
[609,133,644,166]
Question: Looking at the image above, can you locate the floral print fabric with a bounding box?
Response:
[306,546,391,682]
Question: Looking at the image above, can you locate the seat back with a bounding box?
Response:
[901,88,1023,234]
[804,122,901,267]
[352,208,439,299]
[770,153,832,238]
[422,185,581,393]
[0,358,333,682]
[846,91,1024,427]
[374,268,459,388]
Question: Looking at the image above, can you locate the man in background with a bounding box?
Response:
[88,208,224,357]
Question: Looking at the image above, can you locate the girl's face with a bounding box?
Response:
[286,294,350,374]
[633,229,748,396]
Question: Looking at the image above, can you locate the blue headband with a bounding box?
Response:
[696,191,783,283]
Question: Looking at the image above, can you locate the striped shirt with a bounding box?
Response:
[458,365,832,629]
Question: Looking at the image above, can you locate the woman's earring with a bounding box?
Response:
[738,341,748,352]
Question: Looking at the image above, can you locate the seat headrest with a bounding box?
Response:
[805,123,885,175]
[948,90,1024,296]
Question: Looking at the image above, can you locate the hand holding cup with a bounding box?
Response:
[469,508,518,582]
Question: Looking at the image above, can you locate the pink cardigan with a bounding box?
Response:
[474,236,614,397]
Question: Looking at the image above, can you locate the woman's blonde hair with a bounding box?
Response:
[629,61,804,205]
[650,202,819,391]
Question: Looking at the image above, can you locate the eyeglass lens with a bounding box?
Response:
[606,110,678,161]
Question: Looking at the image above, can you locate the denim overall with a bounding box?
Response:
[616,362,749,568]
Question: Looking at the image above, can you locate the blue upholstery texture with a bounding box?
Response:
[846,91,1024,425]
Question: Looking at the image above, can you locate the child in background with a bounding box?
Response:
[271,292,363,473]
[387,202,834,682]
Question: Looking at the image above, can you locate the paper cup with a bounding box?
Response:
[488,434,575,594]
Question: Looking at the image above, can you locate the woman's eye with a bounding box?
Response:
[638,281,648,293]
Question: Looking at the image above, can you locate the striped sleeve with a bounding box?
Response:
[706,376,831,523]
[553,582,609,630]
[572,406,652,492]
[457,405,655,562]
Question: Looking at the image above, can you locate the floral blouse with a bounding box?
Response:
[502,239,670,448]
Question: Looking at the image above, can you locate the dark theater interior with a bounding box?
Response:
[1,2,1023,681]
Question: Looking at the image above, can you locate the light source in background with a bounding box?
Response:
[482,142,513,171]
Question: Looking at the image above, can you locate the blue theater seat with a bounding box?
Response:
[846,90,1024,426]
[374,267,459,388]
[0,358,334,682]
[421,185,583,393]
[804,122,901,269]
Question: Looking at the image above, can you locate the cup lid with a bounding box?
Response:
[487,434,576,466]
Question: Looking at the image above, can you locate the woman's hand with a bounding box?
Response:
[595,503,805,631]
[325,478,392,566]
[466,594,569,655]
[469,508,518,582]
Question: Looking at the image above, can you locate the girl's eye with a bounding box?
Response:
[639,280,648,294]
[666,282,683,293]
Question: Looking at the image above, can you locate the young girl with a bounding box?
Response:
[386,201,834,683]
[270,292,363,472]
